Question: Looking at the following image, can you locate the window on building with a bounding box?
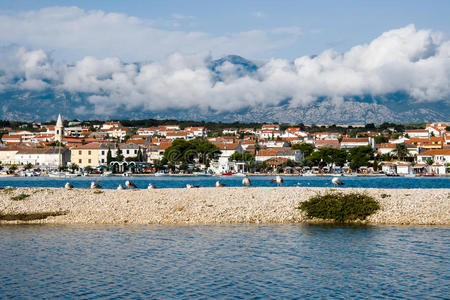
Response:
[134,150,137,154]
[88,159,91,163]
[126,150,130,154]
[102,151,105,155]
[79,159,82,163]
[88,150,91,155]
[101,159,104,163]
[79,150,82,155]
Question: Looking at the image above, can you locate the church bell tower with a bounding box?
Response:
[55,114,64,143]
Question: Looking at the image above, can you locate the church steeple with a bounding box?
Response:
[55,114,64,142]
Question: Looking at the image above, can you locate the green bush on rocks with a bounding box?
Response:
[298,192,380,223]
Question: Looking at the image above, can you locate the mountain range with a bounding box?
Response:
[0,55,448,123]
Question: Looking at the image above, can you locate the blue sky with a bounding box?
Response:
[0,0,448,60]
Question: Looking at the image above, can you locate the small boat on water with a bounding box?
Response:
[385,172,399,177]
[302,172,317,177]
[102,171,114,177]
[343,174,358,177]
[193,171,212,176]
[233,173,246,177]
[155,171,170,177]
[48,171,78,178]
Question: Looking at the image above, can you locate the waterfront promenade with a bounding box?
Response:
[1,187,448,225]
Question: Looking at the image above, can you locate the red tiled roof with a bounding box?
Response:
[341,138,369,143]
[418,149,450,156]
[377,143,396,149]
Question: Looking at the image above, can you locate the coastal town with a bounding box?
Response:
[0,115,448,177]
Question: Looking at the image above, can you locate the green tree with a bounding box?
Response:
[305,147,347,169]
[163,138,220,166]
[106,148,112,164]
[116,146,124,162]
[24,163,33,170]
[349,146,374,170]
[426,158,434,165]
[374,135,388,144]
[393,143,409,161]
[70,163,79,172]
[137,147,143,162]
[292,143,314,157]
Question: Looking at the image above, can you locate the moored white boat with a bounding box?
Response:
[155,171,170,176]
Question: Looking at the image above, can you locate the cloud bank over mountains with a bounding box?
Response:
[0,6,448,119]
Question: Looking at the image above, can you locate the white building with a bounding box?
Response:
[340,137,375,149]
[255,148,303,163]
[405,129,429,138]
[210,143,244,174]
[15,148,71,168]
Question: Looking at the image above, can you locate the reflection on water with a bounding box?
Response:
[0,225,448,298]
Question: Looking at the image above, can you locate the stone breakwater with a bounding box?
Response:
[0,187,449,225]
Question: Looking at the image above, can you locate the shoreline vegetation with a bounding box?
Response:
[1,187,448,225]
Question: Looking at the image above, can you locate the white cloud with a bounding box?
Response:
[0,25,448,116]
[251,11,265,18]
[0,6,300,61]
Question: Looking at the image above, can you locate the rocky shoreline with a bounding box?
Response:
[0,187,449,225]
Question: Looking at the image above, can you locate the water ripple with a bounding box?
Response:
[0,225,448,299]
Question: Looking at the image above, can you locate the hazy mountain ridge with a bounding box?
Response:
[0,55,448,123]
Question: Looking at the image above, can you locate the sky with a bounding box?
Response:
[0,0,448,117]
[0,0,449,61]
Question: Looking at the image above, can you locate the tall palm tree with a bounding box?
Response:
[394,144,409,161]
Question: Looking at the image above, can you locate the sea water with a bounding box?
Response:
[0,225,448,298]
[0,175,449,189]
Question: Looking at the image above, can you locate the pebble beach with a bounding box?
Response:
[0,187,449,225]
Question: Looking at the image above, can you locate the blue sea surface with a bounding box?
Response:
[0,175,449,189]
[0,225,448,298]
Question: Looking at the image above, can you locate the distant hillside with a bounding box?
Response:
[0,55,448,123]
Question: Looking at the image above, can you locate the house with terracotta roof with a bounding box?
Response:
[426,123,447,137]
[166,131,188,140]
[416,149,450,174]
[256,147,303,163]
[107,127,131,139]
[15,147,70,168]
[137,127,159,136]
[259,140,290,148]
[340,137,375,149]
[377,143,397,155]
[417,149,450,165]
[256,130,283,139]
[185,127,207,138]
[71,143,102,167]
[0,147,22,164]
[2,134,22,145]
[314,132,341,140]
[65,126,83,137]
[261,124,280,131]
[405,129,429,138]
[101,121,122,130]
[210,142,244,174]
[407,137,444,149]
[314,139,340,149]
